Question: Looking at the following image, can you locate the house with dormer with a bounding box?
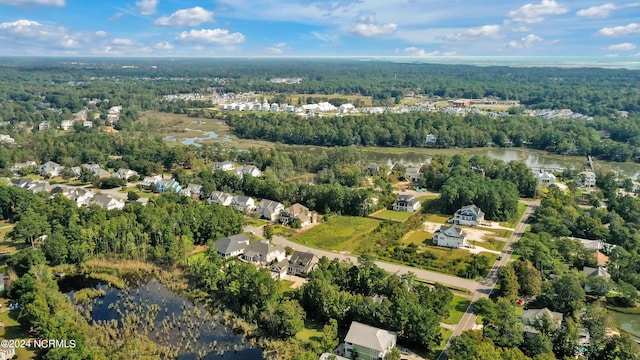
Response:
[433,224,468,248]
[280,203,317,227]
[38,161,63,177]
[207,191,234,206]
[451,204,485,226]
[236,164,262,178]
[181,184,203,199]
[534,170,556,185]
[577,171,597,188]
[91,194,125,210]
[286,251,319,277]
[140,175,162,190]
[242,240,286,265]
[231,195,256,213]
[113,168,138,180]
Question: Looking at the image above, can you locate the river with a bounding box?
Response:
[358,147,640,179]
[61,277,262,360]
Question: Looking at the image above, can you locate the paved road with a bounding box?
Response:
[437,203,538,359]
[244,225,479,293]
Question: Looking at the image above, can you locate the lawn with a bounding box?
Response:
[425,214,450,223]
[444,296,471,325]
[289,216,381,252]
[0,299,37,360]
[276,280,296,297]
[295,319,325,343]
[430,328,453,360]
[468,238,507,252]
[370,209,414,222]
[401,231,432,246]
[245,217,270,227]
[272,225,297,237]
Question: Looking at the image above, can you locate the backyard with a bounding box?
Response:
[370,209,414,222]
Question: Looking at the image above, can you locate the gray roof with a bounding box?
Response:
[259,199,284,211]
[243,240,284,259]
[435,224,466,238]
[582,266,611,279]
[214,233,250,254]
[344,321,396,352]
[233,195,253,204]
[521,308,563,326]
[92,194,119,208]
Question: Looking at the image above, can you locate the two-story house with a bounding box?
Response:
[392,194,421,212]
[91,194,125,210]
[451,204,485,226]
[39,161,63,177]
[213,161,235,172]
[214,233,251,258]
[534,170,556,185]
[241,240,286,265]
[154,179,182,193]
[343,321,397,360]
[140,175,163,190]
[577,171,597,188]
[113,168,138,180]
[257,199,285,222]
[286,251,319,277]
[208,191,234,206]
[181,184,203,199]
[231,195,256,213]
[236,164,262,178]
[404,166,422,182]
[280,203,317,227]
[433,224,468,248]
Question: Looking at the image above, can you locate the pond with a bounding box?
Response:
[61,277,262,360]
[610,311,640,338]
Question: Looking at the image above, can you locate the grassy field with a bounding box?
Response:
[400,230,432,246]
[469,238,507,252]
[289,216,381,252]
[444,296,471,325]
[245,217,270,227]
[276,280,295,296]
[370,209,414,222]
[425,214,450,223]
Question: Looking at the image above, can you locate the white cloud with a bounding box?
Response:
[607,42,637,51]
[311,31,338,43]
[135,0,158,16]
[353,11,377,24]
[264,42,290,54]
[109,13,123,21]
[154,41,173,50]
[403,47,456,56]
[598,23,640,36]
[350,23,397,37]
[444,25,501,41]
[112,38,135,46]
[507,0,569,24]
[154,7,214,27]
[176,29,245,45]
[0,0,64,6]
[576,3,617,18]
[0,19,98,54]
[503,34,543,49]
[95,30,108,37]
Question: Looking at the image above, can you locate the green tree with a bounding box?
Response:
[384,347,401,360]
[263,224,274,240]
[513,260,542,297]
[319,319,339,353]
[495,266,520,303]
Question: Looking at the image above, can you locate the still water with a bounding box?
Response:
[610,311,640,338]
[62,277,262,360]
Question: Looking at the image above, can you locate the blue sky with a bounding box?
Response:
[0,0,638,56]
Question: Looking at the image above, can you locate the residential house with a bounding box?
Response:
[141,175,163,190]
[38,161,63,177]
[94,169,111,179]
[241,240,286,265]
[154,179,182,193]
[70,166,82,177]
[214,233,250,259]
[113,168,138,180]
[287,251,319,277]
[68,188,95,207]
[60,120,74,130]
[11,177,33,189]
[0,345,16,360]
[451,204,485,226]
[38,121,51,131]
[181,184,203,199]
[83,120,93,128]
[433,225,468,248]
[583,266,611,292]
[207,191,234,206]
[364,163,381,176]
[425,133,437,145]
[280,203,317,227]
[270,259,289,279]
[594,251,609,267]
[405,166,422,182]
[213,161,235,171]
[28,180,52,193]
[521,308,563,335]
[231,195,256,213]
[534,170,556,185]
[343,321,397,360]
[81,163,111,178]
[91,194,125,210]
[236,164,262,178]
[11,161,36,173]
[320,354,349,360]
[577,171,597,188]
[257,199,285,222]
[392,194,421,212]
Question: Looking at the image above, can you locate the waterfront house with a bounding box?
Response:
[392,194,421,212]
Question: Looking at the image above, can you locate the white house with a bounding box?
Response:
[140,175,163,190]
[577,171,597,188]
[241,240,286,265]
[343,321,397,360]
[451,204,485,226]
[236,165,262,178]
[433,224,468,248]
[214,233,250,258]
[113,168,138,180]
[60,120,75,130]
[280,203,317,227]
[0,134,15,143]
[214,161,235,171]
[257,199,285,221]
[11,161,36,173]
[38,161,63,177]
[405,166,422,182]
[534,170,556,185]
[231,195,256,213]
[208,191,234,206]
[0,345,16,360]
[91,194,125,210]
[392,194,421,212]
[425,133,437,145]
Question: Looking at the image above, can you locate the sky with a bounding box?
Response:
[0,0,639,57]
